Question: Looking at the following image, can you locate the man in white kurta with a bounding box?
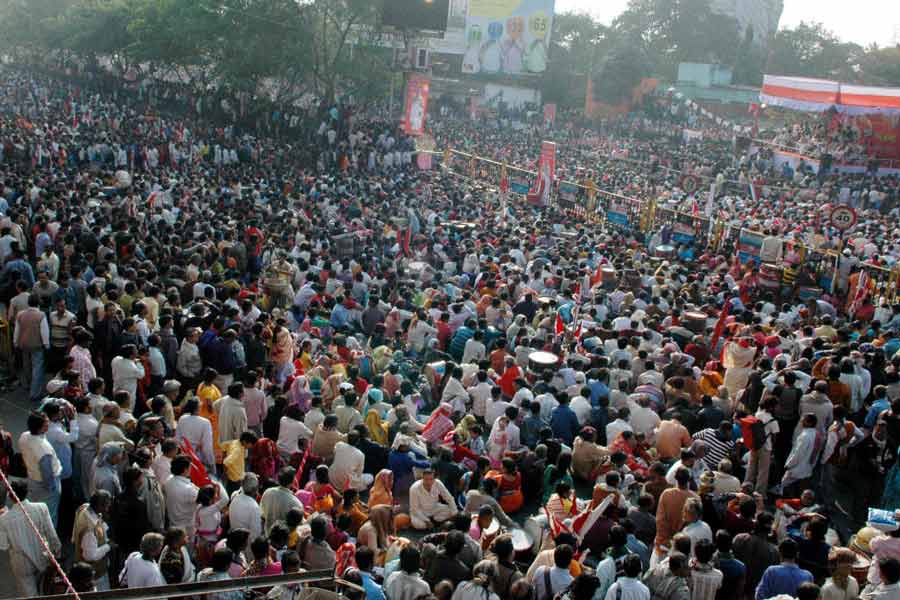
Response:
[329,434,373,492]
[409,470,458,529]
[0,482,62,597]
[163,457,199,540]
[260,470,302,535]
[782,414,822,492]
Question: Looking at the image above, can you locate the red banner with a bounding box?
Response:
[402,74,430,136]
[527,141,556,206]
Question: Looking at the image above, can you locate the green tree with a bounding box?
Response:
[857,45,900,86]
[767,21,863,80]
[591,37,652,104]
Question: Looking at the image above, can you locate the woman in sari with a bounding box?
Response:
[699,361,724,397]
[487,416,510,469]
[270,325,296,385]
[365,408,389,446]
[249,437,281,483]
[609,430,651,479]
[370,470,393,507]
[453,415,479,444]
[196,368,222,460]
[421,403,454,446]
[289,376,313,412]
[303,465,341,515]
[357,505,395,565]
[488,458,524,514]
[542,451,574,505]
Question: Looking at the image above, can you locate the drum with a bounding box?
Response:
[668,326,694,347]
[683,311,707,335]
[656,244,676,260]
[511,527,535,560]
[529,351,559,374]
[851,552,871,587]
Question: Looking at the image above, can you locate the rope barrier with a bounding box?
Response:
[0,467,80,600]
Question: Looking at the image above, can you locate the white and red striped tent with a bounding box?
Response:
[760,75,900,115]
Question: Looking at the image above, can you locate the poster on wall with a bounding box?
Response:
[462,0,555,75]
[527,141,556,206]
[402,74,431,136]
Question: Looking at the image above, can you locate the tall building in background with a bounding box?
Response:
[709,0,784,46]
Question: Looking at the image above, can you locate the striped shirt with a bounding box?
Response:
[691,429,735,471]
[690,563,723,600]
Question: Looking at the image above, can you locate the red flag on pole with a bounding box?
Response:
[179,439,212,487]
[402,226,413,257]
[555,314,565,336]
[709,298,732,352]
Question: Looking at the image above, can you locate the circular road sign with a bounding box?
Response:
[830,205,857,231]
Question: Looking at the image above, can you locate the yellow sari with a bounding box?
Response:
[196,382,222,460]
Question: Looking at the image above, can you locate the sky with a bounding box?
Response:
[554,0,900,48]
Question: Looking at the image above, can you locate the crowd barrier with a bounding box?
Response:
[440,149,900,306]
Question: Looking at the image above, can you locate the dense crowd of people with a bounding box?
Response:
[0,64,899,600]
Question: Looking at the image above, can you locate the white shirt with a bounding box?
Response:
[163,475,199,537]
[176,414,215,467]
[111,356,145,404]
[79,507,111,561]
[151,454,172,486]
[606,419,633,444]
[329,441,367,491]
[605,577,650,600]
[0,501,61,571]
[629,403,661,441]
[229,490,263,541]
[468,382,493,418]
[409,479,457,518]
[570,395,592,425]
[120,552,166,588]
[276,417,313,456]
[462,339,486,364]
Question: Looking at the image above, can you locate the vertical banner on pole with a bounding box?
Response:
[402,74,430,136]
[527,141,556,206]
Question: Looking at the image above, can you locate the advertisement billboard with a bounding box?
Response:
[461,0,554,75]
[402,74,431,136]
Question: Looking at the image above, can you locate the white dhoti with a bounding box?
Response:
[410,502,457,529]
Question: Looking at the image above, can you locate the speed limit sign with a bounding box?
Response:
[830,205,857,231]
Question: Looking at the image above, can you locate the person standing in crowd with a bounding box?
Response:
[0,480,62,597]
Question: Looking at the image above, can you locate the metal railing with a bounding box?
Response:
[25,569,359,600]
[440,148,900,305]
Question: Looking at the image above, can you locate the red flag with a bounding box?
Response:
[402,226,413,257]
[179,439,212,487]
[590,263,603,288]
[291,445,311,491]
[709,299,732,352]
[691,198,699,217]
[555,314,565,336]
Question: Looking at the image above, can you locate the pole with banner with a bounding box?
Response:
[401,73,431,136]
[527,141,556,206]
